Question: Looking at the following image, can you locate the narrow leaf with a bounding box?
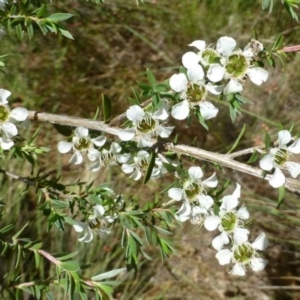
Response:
[92,268,126,281]
[102,94,112,122]
[227,124,246,153]
[143,151,156,184]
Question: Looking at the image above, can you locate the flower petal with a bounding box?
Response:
[207,64,225,82]
[237,205,249,220]
[259,153,275,171]
[212,232,230,251]
[215,249,233,265]
[269,167,285,188]
[69,151,83,165]
[247,67,268,85]
[252,232,269,251]
[0,89,11,104]
[250,258,268,272]
[94,205,105,217]
[286,161,300,178]
[168,188,184,201]
[2,122,17,138]
[57,141,73,154]
[188,166,203,181]
[224,79,243,94]
[171,100,190,120]
[75,127,89,138]
[117,128,136,141]
[288,138,300,154]
[202,172,218,188]
[216,36,236,56]
[175,201,191,222]
[204,215,220,231]
[277,130,291,148]
[126,105,145,122]
[187,64,204,82]
[188,40,206,51]
[198,194,214,210]
[233,228,250,245]
[205,82,224,95]
[169,73,188,93]
[230,264,246,276]
[0,137,13,150]
[199,101,219,120]
[10,107,28,122]
[92,136,106,147]
[182,51,200,69]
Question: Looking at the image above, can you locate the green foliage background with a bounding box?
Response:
[1,0,300,299]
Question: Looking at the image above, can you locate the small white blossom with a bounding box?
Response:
[169,64,221,120]
[0,89,28,140]
[117,102,174,147]
[121,150,164,181]
[168,166,218,208]
[57,127,106,164]
[204,183,250,251]
[208,36,268,94]
[215,232,268,276]
[89,142,131,172]
[73,205,116,243]
[259,130,300,188]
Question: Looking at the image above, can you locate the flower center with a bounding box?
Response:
[191,212,205,226]
[274,148,288,166]
[137,117,156,134]
[184,181,203,201]
[221,212,237,233]
[74,136,91,151]
[225,54,248,78]
[186,83,207,104]
[202,49,220,64]
[0,105,10,123]
[88,218,102,229]
[233,243,254,264]
[102,152,117,167]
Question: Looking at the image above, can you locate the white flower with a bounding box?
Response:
[0,0,7,10]
[208,37,268,94]
[89,142,131,172]
[169,64,221,120]
[215,232,268,276]
[0,89,28,139]
[188,40,222,67]
[259,130,300,188]
[117,102,174,147]
[168,166,218,207]
[57,127,106,164]
[204,183,250,251]
[243,39,264,58]
[0,136,14,150]
[73,205,116,243]
[175,200,211,225]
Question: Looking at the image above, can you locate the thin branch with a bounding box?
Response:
[28,111,300,195]
[227,147,264,159]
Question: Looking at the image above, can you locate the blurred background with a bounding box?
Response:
[1,0,300,299]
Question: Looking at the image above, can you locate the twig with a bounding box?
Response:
[27,111,300,195]
[227,147,264,158]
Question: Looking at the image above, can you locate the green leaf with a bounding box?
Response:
[92,268,126,281]
[59,260,81,272]
[143,151,156,184]
[264,132,271,149]
[102,94,112,122]
[227,124,246,153]
[277,186,285,208]
[57,26,74,40]
[146,68,156,87]
[15,24,24,41]
[46,13,74,23]
[247,150,258,163]
[262,0,271,10]
[52,124,73,137]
